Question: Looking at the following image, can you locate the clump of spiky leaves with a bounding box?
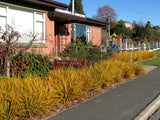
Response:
[0,76,60,119]
[48,69,87,104]
[111,51,156,62]
[0,56,146,119]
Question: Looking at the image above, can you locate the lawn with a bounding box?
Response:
[154,49,160,57]
[141,57,160,66]
[141,49,160,66]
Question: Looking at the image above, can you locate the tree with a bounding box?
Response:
[153,25,160,30]
[111,20,132,39]
[145,21,153,42]
[132,21,145,42]
[93,5,117,42]
[132,20,137,29]
[0,25,36,77]
[68,0,85,14]
[93,5,117,22]
[153,25,160,43]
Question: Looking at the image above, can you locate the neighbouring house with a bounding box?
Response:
[0,0,106,57]
[124,21,133,30]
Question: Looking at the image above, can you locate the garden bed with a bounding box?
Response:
[0,51,156,119]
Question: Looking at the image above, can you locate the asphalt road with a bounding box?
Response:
[47,67,160,120]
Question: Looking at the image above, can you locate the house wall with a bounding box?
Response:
[26,13,56,57]
[92,27,102,46]
[0,2,102,57]
[55,24,102,55]
[42,13,55,56]
[130,23,133,30]
[55,23,71,55]
[30,17,73,57]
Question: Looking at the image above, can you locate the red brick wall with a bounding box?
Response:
[26,13,55,57]
[42,13,55,56]
[31,17,102,56]
[92,27,102,46]
[130,23,133,30]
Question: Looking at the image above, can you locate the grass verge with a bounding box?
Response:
[141,57,160,66]
[140,49,160,66]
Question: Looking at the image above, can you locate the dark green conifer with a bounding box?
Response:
[68,0,85,15]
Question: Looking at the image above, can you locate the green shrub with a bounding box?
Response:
[13,52,54,77]
[60,41,108,65]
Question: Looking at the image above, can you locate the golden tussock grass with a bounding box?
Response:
[111,51,156,62]
[0,51,153,119]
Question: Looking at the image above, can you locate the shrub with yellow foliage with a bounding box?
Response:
[1,50,154,119]
[112,51,156,62]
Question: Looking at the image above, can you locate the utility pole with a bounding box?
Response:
[108,14,110,38]
[72,0,75,50]
[106,14,110,47]
[72,0,74,15]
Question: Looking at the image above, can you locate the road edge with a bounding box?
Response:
[134,95,160,120]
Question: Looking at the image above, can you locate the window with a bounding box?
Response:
[34,12,45,42]
[0,4,45,43]
[0,5,7,30]
[86,26,91,43]
[71,23,92,43]
[125,23,130,28]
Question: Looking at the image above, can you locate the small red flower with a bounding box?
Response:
[22,63,25,68]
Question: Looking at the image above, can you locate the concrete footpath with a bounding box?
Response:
[46,66,160,120]
[150,109,160,120]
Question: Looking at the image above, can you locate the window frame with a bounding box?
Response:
[71,23,92,43]
[0,4,46,43]
[86,26,92,43]
[0,5,8,30]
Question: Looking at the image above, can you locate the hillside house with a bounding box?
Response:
[124,21,133,30]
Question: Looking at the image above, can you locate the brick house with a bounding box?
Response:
[0,0,106,57]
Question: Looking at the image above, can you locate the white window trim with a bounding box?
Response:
[0,4,46,43]
[0,5,7,17]
[34,12,46,43]
[86,26,92,43]
[0,5,8,35]
[73,23,92,43]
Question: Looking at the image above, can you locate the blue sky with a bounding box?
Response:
[55,0,160,26]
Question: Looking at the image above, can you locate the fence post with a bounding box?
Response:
[54,59,58,71]
[101,48,102,61]
[83,59,86,69]
[132,43,134,51]
[76,46,77,53]
[130,50,132,62]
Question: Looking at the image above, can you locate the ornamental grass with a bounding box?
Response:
[0,63,145,119]
[0,76,59,119]
[0,50,155,119]
[111,51,156,62]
